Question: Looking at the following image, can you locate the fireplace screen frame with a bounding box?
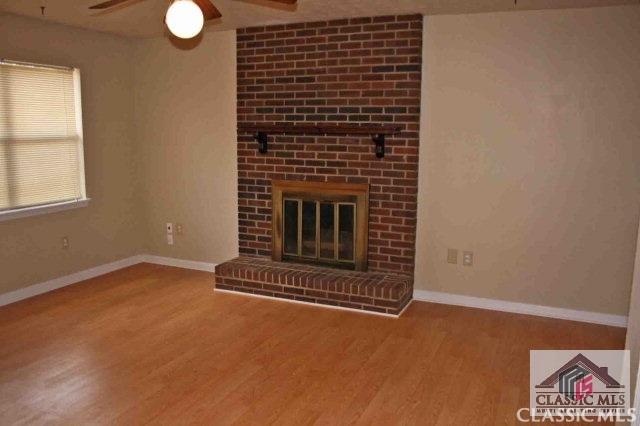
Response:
[272,180,369,271]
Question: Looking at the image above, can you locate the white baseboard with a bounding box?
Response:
[0,254,217,307]
[142,255,216,272]
[413,289,628,328]
[215,288,402,318]
[0,255,145,307]
[0,258,629,329]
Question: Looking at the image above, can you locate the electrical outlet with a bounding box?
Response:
[447,248,458,264]
[166,223,174,245]
[176,224,183,235]
[463,251,474,266]
[62,236,69,250]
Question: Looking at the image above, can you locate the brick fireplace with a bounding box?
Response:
[215,14,422,316]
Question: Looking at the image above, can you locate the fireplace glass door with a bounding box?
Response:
[282,197,356,268]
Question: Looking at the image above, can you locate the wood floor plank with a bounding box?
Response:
[0,263,626,424]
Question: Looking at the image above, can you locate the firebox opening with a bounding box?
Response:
[271,180,369,271]
[282,197,356,270]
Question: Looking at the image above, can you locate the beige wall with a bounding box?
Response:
[0,16,238,296]
[0,14,143,294]
[415,6,640,315]
[132,32,238,264]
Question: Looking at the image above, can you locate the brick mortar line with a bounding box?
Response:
[219,259,412,281]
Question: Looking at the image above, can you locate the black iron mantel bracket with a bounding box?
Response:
[239,124,402,159]
[372,134,385,159]
[254,132,268,154]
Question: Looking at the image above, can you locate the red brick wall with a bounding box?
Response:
[236,14,422,276]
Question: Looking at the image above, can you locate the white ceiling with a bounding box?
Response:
[0,0,637,38]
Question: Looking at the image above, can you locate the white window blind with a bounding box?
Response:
[0,60,86,212]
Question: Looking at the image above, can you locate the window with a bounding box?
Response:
[0,59,87,219]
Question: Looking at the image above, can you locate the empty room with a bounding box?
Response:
[0,0,639,423]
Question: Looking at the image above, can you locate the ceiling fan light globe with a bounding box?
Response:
[165,0,204,39]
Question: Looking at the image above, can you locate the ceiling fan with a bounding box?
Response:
[88,0,298,39]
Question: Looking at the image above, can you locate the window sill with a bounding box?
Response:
[0,199,91,223]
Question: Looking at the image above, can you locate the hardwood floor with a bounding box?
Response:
[0,263,625,425]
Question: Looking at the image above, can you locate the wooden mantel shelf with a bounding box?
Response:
[237,123,402,158]
[237,123,402,136]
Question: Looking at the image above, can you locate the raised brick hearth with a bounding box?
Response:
[215,257,412,315]
[214,14,422,315]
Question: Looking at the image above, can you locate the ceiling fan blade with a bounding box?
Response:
[193,0,222,20]
[89,0,132,10]
[267,0,297,3]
